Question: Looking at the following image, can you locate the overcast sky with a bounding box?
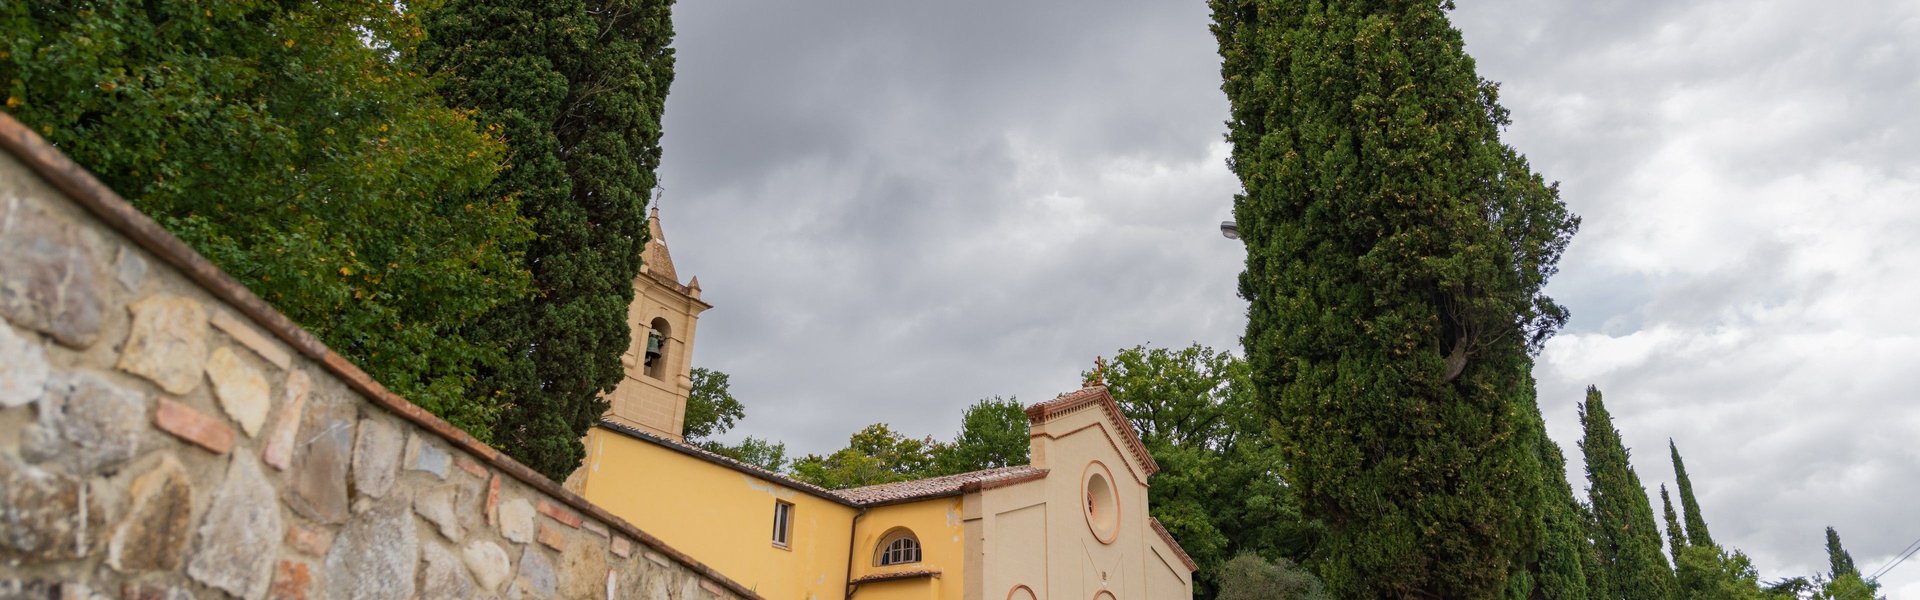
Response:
[653,1,1920,591]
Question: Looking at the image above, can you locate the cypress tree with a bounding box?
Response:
[1210,0,1578,596]
[1826,526,1859,580]
[1670,440,1716,548]
[1533,428,1593,599]
[1579,387,1677,599]
[1582,503,1617,600]
[423,0,675,481]
[1660,484,1686,560]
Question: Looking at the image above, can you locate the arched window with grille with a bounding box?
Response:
[875,528,922,566]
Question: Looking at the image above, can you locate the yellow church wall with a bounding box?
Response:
[851,497,968,600]
[578,427,857,600]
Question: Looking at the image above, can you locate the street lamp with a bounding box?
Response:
[1220,221,1239,240]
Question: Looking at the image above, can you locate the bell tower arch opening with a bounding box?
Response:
[645,317,673,380]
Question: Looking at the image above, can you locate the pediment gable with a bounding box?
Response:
[1023,386,1160,479]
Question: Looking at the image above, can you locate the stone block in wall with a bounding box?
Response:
[558,534,610,600]
[187,455,283,599]
[322,501,417,600]
[351,417,403,499]
[116,295,209,395]
[22,372,146,475]
[499,498,535,544]
[0,320,50,408]
[285,398,352,524]
[206,346,272,437]
[413,484,465,542]
[463,540,512,593]
[261,370,313,471]
[507,546,558,599]
[0,195,105,349]
[419,541,477,600]
[0,459,105,562]
[106,455,193,572]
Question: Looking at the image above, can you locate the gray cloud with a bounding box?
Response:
[656,0,1920,591]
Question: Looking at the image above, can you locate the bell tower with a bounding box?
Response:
[602,207,710,440]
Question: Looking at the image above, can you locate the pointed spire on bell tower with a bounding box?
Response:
[641,205,678,284]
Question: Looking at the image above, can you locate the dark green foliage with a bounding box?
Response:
[1531,428,1592,600]
[1766,577,1817,598]
[1672,440,1716,548]
[1097,344,1318,599]
[1584,503,1618,600]
[1580,387,1677,599]
[1210,0,1579,595]
[1674,545,1768,600]
[933,397,1029,474]
[1825,527,1858,580]
[421,0,675,481]
[1662,485,1687,561]
[1,0,533,440]
[1217,553,1332,600]
[683,367,744,443]
[790,424,942,489]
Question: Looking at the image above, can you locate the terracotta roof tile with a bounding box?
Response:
[642,208,677,283]
[832,466,1046,505]
[1150,517,1200,573]
[849,568,941,584]
[1024,385,1161,477]
[598,420,855,506]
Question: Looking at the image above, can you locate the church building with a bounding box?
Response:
[566,210,1196,600]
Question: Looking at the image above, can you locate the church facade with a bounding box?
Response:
[566,211,1196,600]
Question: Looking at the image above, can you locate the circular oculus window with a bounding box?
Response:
[1083,461,1120,544]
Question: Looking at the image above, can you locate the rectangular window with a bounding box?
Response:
[772,501,794,548]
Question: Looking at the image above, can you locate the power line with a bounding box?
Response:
[1867,536,1920,582]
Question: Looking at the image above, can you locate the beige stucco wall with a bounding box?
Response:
[966,398,1192,600]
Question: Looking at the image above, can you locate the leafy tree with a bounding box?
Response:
[1097,344,1316,598]
[1580,387,1677,599]
[1766,577,1818,599]
[1210,0,1579,595]
[1216,553,1332,600]
[683,367,744,443]
[675,366,787,471]
[1674,544,1768,600]
[1,0,531,440]
[421,0,676,481]
[1819,573,1881,600]
[708,436,788,472]
[1663,484,1687,561]
[1762,529,1880,600]
[1825,527,1858,581]
[791,424,943,489]
[933,397,1029,474]
[1672,440,1716,548]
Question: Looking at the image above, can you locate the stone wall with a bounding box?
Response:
[0,114,758,599]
